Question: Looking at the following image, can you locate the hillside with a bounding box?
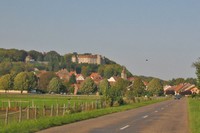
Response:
[0,48,133,78]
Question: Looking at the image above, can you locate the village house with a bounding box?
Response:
[164,83,199,95]
[76,74,85,84]
[90,72,102,84]
[56,69,70,82]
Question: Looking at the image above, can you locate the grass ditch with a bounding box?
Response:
[188,97,200,133]
[0,97,168,133]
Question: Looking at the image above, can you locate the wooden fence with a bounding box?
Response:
[0,100,106,125]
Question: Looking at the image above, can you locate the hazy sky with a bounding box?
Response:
[0,0,200,80]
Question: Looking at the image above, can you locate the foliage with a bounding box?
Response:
[28,50,44,61]
[132,77,146,97]
[0,62,35,76]
[48,77,63,93]
[0,74,12,90]
[14,72,29,93]
[27,72,38,90]
[81,66,90,77]
[0,62,12,76]
[80,77,97,94]
[147,78,164,96]
[99,78,110,96]
[0,48,27,62]
[193,59,200,89]
[38,72,57,92]
[44,51,61,71]
[69,74,77,84]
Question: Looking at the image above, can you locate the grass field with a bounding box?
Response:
[0,94,100,108]
[0,96,168,133]
[188,98,200,133]
[0,94,101,127]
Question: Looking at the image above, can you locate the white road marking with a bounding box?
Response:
[143,115,148,119]
[120,125,130,130]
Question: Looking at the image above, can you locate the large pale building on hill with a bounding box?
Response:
[72,54,104,65]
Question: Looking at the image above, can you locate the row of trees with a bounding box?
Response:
[0,72,37,93]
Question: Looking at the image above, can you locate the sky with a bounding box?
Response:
[0,0,200,80]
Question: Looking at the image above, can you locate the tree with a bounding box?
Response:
[113,78,129,96]
[80,77,97,94]
[147,78,163,96]
[44,51,61,71]
[108,79,126,106]
[103,65,115,78]
[0,62,12,76]
[0,74,12,91]
[81,66,90,77]
[27,72,38,90]
[28,50,44,61]
[99,78,110,96]
[69,74,76,84]
[48,77,63,93]
[193,59,200,89]
[38,72,56,92]
[132,78,146,97]
[14,72,29,93]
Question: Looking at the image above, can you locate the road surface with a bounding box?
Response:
[38,98,190,133]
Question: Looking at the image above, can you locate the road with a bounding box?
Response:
[38,98,190,133]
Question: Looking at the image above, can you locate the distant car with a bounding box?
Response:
[174,95,181,100]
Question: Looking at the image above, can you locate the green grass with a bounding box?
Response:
[0,94,100,108]
[188,98,200,133]
[0,97,168,133]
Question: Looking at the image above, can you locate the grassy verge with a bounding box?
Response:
[0,98,168,133]
[188,98,200,133]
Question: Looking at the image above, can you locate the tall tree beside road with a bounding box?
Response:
[0,74,12,91]
[193,59,200,89]
[99,78,110,96]
[132,77,146,97]
[147,78,163,96]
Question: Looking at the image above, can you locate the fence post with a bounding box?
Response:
[85,102,87,111]
[92,102,94,110]
[68,101,70,109]
[34,105,37,120]
[56,104,59,116]
[96,100,98,109]
[32,100,34,108]
[5,107,8,125]
[81,103,84,112]
[63,104,66,116]
[8,100,11,108]
[73,102,76,110]
[27,106,30,120]
[51,105,53,117]
[43,105,46,116]
[19,106,22,122]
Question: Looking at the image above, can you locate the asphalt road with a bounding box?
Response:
[38,98,190,133]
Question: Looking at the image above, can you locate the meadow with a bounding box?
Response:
[0,94,101,127]
[0,94,169,133]
[188,97,200,133]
